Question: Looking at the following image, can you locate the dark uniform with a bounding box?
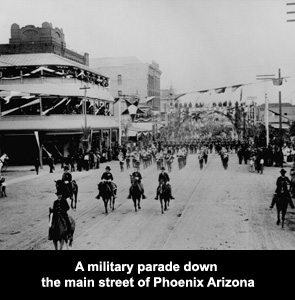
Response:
[128,170,146,199]
[62,169,73,197]
[49,196,72,239]
[271,169,294,208]
[96,167,117,199]
[154,168,175,200]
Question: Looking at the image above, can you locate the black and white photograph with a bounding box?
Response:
[1,0,295,258]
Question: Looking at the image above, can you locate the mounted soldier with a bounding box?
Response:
[96,166,117,199]
[49,191,72,240]
[127,165,146,199]
[61,165,73,199]
[154,167,175,200]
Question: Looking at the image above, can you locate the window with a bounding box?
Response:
[117,74,122,85]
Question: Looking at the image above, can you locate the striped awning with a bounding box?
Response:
[0,79,114,101]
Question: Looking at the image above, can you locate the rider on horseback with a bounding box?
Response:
[270,169,294,209]
[49,192,72,239]
[61,165,73,199]
[154,167,175,200]
[96,166,117,199]
[127,165,146,199]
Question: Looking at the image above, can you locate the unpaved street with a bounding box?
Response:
[0,152,295,250]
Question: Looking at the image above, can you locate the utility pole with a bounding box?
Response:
[80,85,90,128]
[256,74,276,147]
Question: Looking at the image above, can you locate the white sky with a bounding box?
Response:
[1,0,295,105]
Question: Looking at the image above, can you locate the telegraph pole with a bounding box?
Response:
[256,74,276,147]
[80,85,90,128]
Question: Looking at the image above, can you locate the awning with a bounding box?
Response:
[0,79,114,101]
[0,115,119,132]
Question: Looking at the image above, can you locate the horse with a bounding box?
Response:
[129,175,142,212]
[55,179,78,210]
[271,192,295,228]
[0,153,9,174]
[97,181,115,214]
[221,153,229,170]
[158,180,171,214]
[48,207,75,250]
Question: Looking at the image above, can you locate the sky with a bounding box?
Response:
[0,0,295,105]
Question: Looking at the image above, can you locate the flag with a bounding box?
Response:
[272,78,283,86]
[215,87,226,94]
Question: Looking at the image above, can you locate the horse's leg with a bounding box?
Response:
[282,207,287,228]
[74,193,77,210]
[104,198,108,214]
[68,237,73,249]
[60,239,65,250]
[53,240,58,250]
[160,198,164,214]
[133,198,137,212]
[138,197,141,210]
[276,209,280,225]
[112,197,115,211]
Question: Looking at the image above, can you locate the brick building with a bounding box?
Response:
[0,23,118,165]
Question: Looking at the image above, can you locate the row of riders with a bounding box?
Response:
[46,137,294,248]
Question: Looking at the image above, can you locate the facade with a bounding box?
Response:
[258,102,295,128]
[90,57,161,141]
[0,23,118,165]
[90,57,162,115]
[0,22,89,66]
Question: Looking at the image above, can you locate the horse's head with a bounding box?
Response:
[55,179,65,195]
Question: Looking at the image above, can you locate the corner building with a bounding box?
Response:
[0,22,118,165]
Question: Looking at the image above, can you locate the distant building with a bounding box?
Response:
[90,57,162,114]
[257,102,295,128]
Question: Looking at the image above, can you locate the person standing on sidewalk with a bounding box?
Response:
[48,156,55,173]
[34,157,41,175]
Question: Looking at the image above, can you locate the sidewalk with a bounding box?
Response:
[2,160,121,186]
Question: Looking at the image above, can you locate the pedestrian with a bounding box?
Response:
[198,152,204,170]
[48,156,55,173]
[34,157,41,175]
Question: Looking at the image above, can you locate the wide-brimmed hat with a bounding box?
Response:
[280,169,287,174]
[105,166,111,170]
[161,167,165,171]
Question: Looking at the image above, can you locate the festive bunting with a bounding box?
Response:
[1,98,40,116]
[214,87,226,94]
[121,99,145,116]
[42,97,68,115]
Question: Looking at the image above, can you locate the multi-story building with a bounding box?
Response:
[90,57,161,113]
[90,57,161,140]
[258,102,295,128]
[0,22,118,165]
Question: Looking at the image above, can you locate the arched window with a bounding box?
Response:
[117,74,122,85]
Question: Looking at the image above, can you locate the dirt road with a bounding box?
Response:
[0,151,294,250]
